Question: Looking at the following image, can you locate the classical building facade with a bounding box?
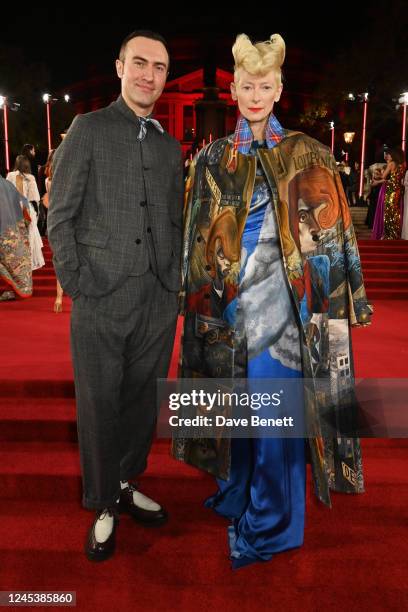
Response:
[65,48,325,158]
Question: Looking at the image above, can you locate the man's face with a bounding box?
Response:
[214,238,232,279]
[115,36,169,115]
[298,199,327,252]
[230,69,282,125]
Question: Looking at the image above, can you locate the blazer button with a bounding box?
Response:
[135,238,141,244]
[204,293,211,299]
[197,236,202,242]
[143,166,149,171]
[140,201,147,207]
[146,227,152,233]
[205,264,211,271]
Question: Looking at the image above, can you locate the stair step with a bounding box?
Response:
[359,247,408,255]
[364,279,408,288]
[0,378,75,398]
[367,288,408,299]
[0,397,75,418]
[33,268,56,277]
[361,261,406,270]
[359,239,407,245]
[0,495,221,556]
[0,398,77,442]
[32,276,57,286]
[0,441,205,501]
[360,254,408,262]
[33,287,61,297]
[362,270,408,279]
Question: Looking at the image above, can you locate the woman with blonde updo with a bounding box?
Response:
[176,33,370,569]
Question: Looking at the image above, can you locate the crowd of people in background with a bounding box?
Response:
[0,138,407,309]
[338,160,361,205]
[6,154,45,271]
[0,144,62,308]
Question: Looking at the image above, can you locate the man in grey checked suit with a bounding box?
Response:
[48,30,183,562]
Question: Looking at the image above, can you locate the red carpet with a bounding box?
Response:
[0,241,407,611]
[358,239,408,300]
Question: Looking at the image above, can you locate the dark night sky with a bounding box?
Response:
[2,1,406,164]
[0,5,372,89]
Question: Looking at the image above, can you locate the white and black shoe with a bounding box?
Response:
[119,482,168,527]
[85,505,119,562]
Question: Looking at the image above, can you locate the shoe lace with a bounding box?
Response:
[98,505,118,521]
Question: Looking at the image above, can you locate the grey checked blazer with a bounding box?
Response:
[47,95,183,298]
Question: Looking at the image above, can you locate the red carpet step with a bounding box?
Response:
[0,398,76,442]
[35,239,408,299]
[358,239,408,299]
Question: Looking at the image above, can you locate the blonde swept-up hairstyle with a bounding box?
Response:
[232,33,286,85]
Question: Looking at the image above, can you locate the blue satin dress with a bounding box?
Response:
[205,141,306,569]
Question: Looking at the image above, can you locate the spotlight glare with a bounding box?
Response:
[399,92,408,105]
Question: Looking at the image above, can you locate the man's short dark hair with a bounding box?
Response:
[119,30,170,65]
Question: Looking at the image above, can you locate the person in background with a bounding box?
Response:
[41,149,64,312]
[7,156,45,271]
[401,167,408,240]
[348,161,360,206]
[37,149,55,237]
[372,147,406,239]
[366,164,385,229]
[338,161,351,205]
[21,144,39,191]
[0,176,32,301]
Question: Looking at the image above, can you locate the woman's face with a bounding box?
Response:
[384,152,391,163]
[231,69,282,125]
[297,199,327,252]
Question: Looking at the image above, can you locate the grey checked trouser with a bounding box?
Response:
[70,270,178,509]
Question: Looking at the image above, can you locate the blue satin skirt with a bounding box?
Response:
[205,359,306,567]
[205,436,306,566]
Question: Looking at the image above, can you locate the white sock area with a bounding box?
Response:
[120,480,161,511]
[132,490,161,512]
[94,509,114,543]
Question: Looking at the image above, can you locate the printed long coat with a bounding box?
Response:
[173,131,373,507]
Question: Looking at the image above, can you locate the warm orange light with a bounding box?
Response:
[344,132,355,144]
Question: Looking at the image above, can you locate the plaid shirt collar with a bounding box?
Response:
[232,113,285,153]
